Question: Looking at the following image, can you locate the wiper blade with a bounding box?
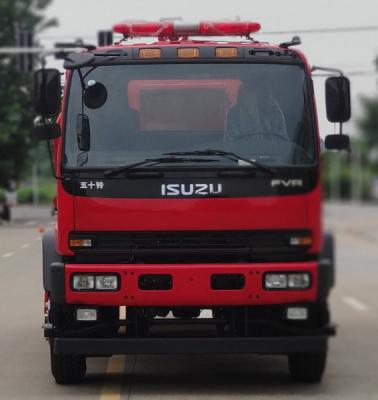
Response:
[104,157,218,177]
[164,149,277,175]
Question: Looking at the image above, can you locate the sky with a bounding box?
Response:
[41,0,378,138]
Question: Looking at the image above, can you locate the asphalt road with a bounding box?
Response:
[0,203,377,399]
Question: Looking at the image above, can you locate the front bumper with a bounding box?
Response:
[55,262,320,307]
[53,334,332,356]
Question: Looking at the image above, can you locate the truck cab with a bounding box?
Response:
[34,21,351,384]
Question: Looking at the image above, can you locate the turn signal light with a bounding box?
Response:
[178,48,200,58]
[69,239,92,248]
[216,47,238,58]
[289,236,312,246]
[139,48,161,59]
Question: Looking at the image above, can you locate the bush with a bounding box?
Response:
[16,180,56,204]
[322,152,374,200]
[17,187,33,204]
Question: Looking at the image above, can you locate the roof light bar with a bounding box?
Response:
[113,21,261,39]
[199,22,261,36]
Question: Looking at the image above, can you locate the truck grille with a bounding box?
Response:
[69,230,312,263]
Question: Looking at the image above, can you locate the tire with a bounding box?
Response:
[288,350,327,383]
[42,229,60,292]
[322,233,335,287]
[50,341,86,384]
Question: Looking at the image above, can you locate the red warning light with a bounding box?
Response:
[113,22,174,37]
[199,22,261,36]
[113,21,261,39]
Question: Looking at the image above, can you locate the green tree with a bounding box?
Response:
[0,0,56,187]
[359,57,378,161]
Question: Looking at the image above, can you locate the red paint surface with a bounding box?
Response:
[53,41,322,262]
[74,195,308,231]
[65,262,318,306]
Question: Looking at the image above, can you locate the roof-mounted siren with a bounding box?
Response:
[98,30,114,47]
[113,21,261,41]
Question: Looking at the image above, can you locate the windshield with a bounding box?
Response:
[63,63,316,169]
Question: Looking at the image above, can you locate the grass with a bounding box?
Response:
[0,180,56,205]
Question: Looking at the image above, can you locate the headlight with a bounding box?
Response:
[288,273,311,289]
[264,272,311,290]
[264,274,288,289]
[71,274,119,291]
[72,274,95,290]
[95,275,118,290]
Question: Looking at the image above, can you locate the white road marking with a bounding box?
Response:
[343,296,370,312]
[21,244,30,249]
[2,252,14,258]
[25,220,37,226]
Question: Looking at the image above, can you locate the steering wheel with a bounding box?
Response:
[232,132,313,163]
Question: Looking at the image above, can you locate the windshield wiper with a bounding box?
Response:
[104,156,218,177]
[164,149,277,175]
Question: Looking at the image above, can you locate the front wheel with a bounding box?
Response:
[288,350,327,383]
[50,340,86,384]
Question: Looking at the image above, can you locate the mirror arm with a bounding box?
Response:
[312,65,344,77]
[41,56,46,71]
[340,121,351,153]
[77,69,87,116]
[77,68,86,91]
[46,139,63,181]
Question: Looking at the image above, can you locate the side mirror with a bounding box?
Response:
[34,68,61,117]
[76,114,91,152]
[325,76,351,123]
[325,134,350,151]
[32,123,61,141]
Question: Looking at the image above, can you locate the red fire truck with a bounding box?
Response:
[33,21,351,384]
